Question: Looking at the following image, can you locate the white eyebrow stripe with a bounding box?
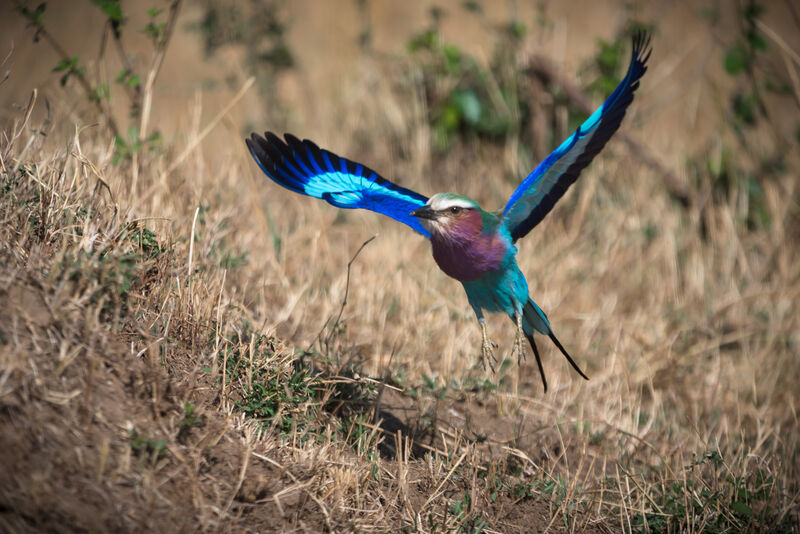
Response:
[429,197,475,211]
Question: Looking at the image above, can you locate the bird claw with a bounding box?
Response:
[479,321,498,373]
[480,338,498,373]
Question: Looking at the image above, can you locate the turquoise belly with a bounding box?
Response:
[461,261,529,317]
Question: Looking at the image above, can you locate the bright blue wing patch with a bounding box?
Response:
[502,32,652,242]
[246,132,431,237]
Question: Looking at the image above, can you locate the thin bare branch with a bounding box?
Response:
[139,0,182,142]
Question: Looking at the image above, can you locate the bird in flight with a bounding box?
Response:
[246,32,651,391]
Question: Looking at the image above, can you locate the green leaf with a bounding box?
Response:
[451,89,482,125]
[724,44,749,75]
[91,0,124,23]
[732,91,758,124]
[748,32,767,52]
[731,501,753,517]
[462,1,483,13]
[34,3,47,23]
[92,83,110,101]
[126,74,141,87]
[143,21,167,42]
[53,59,70,72]
[438,101,461,132]
[507,20,526,40]
[443,44,462,73]
[407,30,438,52]
[595,38,622,73]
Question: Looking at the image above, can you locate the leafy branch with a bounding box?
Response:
[16,2,121,138]
[15,0,183,149]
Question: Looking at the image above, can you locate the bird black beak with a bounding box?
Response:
[410,205,437,220]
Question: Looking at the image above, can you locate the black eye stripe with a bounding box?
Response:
[437,204,472,214]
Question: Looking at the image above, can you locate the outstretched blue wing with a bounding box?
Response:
[246,132,431,237]
[502,32,652,242]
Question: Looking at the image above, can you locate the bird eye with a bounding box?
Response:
[450,206,461,214]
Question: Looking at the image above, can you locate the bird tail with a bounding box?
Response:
[519,298,589,392]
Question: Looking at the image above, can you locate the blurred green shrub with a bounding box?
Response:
[405,3,657,164]
[699,0,797,232]
[406,4,529,151]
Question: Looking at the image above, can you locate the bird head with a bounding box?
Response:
[410,193,482,238]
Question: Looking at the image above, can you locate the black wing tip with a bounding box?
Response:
[246,131,284,158]
[631,29,652,51]
[630,30,653,74]
[246,132,275,160]
[246,132,263,149]
[247,130,281,143]
[247,131,301,151]
[283,132,304,152]
[244,131,309,194]
[248,130,367,178]
[245,133,268,163]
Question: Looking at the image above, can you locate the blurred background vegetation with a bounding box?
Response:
[4,0,797,230]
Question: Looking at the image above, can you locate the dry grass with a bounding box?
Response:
[1,3,800,532]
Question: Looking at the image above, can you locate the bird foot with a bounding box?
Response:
[481,338,498,373]
[479,322,498,373]
[512,315,526,365]
[512,332,527,365]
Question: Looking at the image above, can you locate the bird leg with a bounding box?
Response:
[512,313,527,365]
[479,319,498,372]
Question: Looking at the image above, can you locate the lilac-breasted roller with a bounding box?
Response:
[246,33,651,391]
